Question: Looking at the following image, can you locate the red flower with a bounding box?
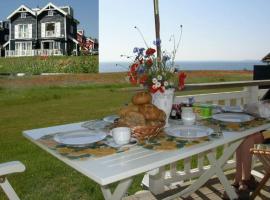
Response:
[129,75,137,85]
[145,59,153,67]
[145,48,156,56]
[139,74,148,84]
[178,72,187,90]
[149,84,165,93]
[130,63,139,72]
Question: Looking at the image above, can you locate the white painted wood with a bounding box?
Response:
[149,166,165,195]
[28,24,32,38]
[244,86,259,104]
[0,161,25,200]
[164,140,242,200]
[41,23,45,38]
[55,22,61,37]
[174,91,249,104]
[101,178,133,200]
[14,25,18,39]
[0,179,20,200]
[24,119,270,200]
[0,161,25,176]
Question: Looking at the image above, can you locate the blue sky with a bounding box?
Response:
[0,0,98,39]
[100,0,270,62]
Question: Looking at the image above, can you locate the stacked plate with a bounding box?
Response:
[165,125,214,140]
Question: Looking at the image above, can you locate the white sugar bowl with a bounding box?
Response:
[181,107,196,125]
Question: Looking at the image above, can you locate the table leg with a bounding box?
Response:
[163,139,242,200]
[101,178,133,200]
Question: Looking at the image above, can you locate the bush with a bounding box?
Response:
[0,55,98,74]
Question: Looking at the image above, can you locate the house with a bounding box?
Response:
[262,53,270,64]
[77,30,96,54]
[4,2,79,57]
[0,21,9,57]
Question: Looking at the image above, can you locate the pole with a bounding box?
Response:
[153,0,161,62]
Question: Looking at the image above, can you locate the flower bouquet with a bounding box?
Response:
[121,26,186,126]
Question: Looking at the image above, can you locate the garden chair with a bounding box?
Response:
[250,144,270,200]
[0,161,25,200]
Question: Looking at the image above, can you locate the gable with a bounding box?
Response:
[37,3,67,16]
[7,5,36,20]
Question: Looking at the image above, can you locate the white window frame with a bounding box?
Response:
[41,40,55,50]
[17,24,29,39]
[45,22,56,37]
[21,13,26,18]
[48,10,54,16]
[15,41,32,56]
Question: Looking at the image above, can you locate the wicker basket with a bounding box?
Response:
[131,123,165,140]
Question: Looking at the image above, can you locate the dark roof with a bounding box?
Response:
[262,53,270,63]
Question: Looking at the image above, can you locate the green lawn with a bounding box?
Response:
[0,72,252,200]
[0,56,98,74]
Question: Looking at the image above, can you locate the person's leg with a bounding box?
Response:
[235,146,243,184]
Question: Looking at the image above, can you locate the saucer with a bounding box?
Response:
[104,137,138,148]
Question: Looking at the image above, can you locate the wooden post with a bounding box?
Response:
[153,0,161,62]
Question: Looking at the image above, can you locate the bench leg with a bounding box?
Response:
[250,172,270,200]
[101,178,133,200]
[0,177,20,200]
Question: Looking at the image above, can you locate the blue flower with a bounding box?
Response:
[162,55,171,62]
[138,48,145,55]
[137,66,145,74]
[133,47,139,53]
[153,39,162,46]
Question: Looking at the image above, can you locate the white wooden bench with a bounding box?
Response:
[0,161,25,200]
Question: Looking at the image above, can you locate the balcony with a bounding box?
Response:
[5,49,63,57]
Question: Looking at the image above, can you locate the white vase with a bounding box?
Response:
[151,88,175,127]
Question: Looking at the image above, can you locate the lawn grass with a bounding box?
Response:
[0,56,98,74]
[0,71,253,200]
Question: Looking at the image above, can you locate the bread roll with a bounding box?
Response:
[132,92,152,105]
[138,104,161,120]
[118,111,146,127]
[119,104,139,117]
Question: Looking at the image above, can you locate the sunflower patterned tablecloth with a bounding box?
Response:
[37,118,270,160]
[137,132,209,151]
[199,118,270,132]
[38,134,125,160]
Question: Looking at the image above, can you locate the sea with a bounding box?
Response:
[99,60,264,73]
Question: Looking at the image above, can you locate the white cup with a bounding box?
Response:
[112,127,131,145]
[181,107,196,125]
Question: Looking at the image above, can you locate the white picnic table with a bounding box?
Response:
[23,120,270,200]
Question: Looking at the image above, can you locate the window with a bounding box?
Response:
[18,24,29,38]
[21,13,26,18]
[48,10,54,16]
[15,42,32,56]
[45,23,55,37]
[4,35,9,41]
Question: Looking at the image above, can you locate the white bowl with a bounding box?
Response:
[112,127,131,145]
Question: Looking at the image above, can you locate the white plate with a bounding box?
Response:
[212,113,254,123]
[81,120,111,130]
[53,130,107,147]
[103,115,119,123]
[222,105,243,113]
[165,125,213,140]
